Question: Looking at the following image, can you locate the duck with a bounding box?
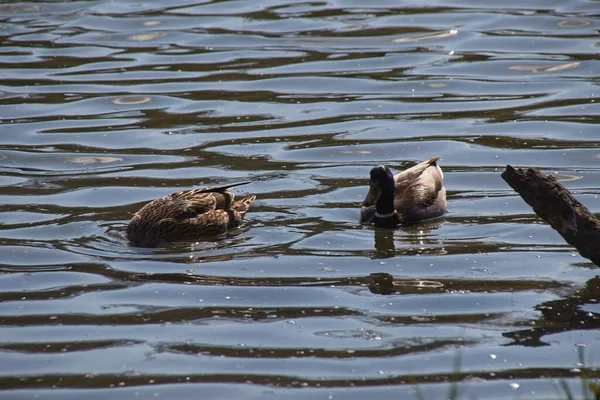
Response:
[360,156,447,228]
[126,181,256,248]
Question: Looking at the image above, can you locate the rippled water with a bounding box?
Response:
[2,1,600,399]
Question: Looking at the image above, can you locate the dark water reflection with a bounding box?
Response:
[2,0,600,399]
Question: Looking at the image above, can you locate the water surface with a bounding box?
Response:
[1,0,600,399]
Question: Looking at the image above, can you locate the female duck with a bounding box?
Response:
[126,181,256,248]
[360,157,447,228]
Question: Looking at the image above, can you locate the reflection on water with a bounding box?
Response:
[372,219,446,259]
[1,0,600,399]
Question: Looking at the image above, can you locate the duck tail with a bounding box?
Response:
[197,180,254,194]
[427,156,441,166]
[233,195,256,216]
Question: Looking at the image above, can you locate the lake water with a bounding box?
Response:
[1,1,600,399]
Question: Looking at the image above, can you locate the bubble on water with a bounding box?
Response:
[554,173,583,182]
[393,29,458,43]
[508,65,538,72]
[340,150,372,155]
[534,62,580,73]
[69,156,123,165]
[0,5,41,13]
[129,32,166,41]
[144,21,161,27]
[558,19,590,28]
[113,96,152,105]
[509,62,580,73]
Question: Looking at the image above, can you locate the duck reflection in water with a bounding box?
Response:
[371,220,447,259]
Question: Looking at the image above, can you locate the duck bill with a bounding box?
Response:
[362,184,382,207]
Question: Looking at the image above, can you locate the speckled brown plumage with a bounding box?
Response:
[126,181,256,247]
[361,157,447,228]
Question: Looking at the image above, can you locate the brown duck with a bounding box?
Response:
[360,156,447,228]
[126,181,256,247]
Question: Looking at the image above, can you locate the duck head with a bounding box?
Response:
[362,165,395,208]
[362,165,403,228]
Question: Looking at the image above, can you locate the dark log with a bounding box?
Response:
[501,165,600,266]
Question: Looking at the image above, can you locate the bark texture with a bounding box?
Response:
[501,165,600,266]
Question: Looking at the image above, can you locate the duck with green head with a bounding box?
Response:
[360,156,447,228]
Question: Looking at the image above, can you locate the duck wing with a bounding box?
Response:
[171,181,253,213]
[393,157,445,215]
[394,157,440,191]
[135,181,253,222]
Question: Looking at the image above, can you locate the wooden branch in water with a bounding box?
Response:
[501,165,600,266]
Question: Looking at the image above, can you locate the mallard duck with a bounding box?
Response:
[126,181,256,248]
[360,156,447,228]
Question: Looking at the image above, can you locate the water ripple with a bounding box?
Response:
[1,0,600,399]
